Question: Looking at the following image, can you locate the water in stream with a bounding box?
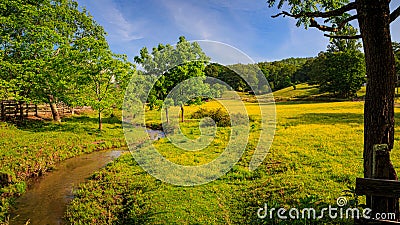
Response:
[9,150,123,225]
[9,128,166,225]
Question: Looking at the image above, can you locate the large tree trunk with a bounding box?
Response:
[357,0,397,214]
[49,95,61,122]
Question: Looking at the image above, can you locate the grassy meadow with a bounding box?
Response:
[2,86,400,224]
[273,83,367,101]
[65,98,400,224]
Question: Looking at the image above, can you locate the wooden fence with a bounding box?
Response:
[355,144,400,224]
[0,100,87,121]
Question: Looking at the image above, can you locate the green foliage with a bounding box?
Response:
[0,0,90,103]
[205,58,310,93]
[190,108,231,127]
[308,51,366,98]
[292,58,314,83]
[134,36,211,108]
[76,45,135,129]
[0,0,133,125]
[327,25,362,53]
[258,58,310,91]
[190,107,248,127]
[394,42,400,86]
[205,63,250,91]
[267,0,351,28]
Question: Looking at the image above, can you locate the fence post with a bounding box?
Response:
[19,101,23,120]
[1,101,4,120]
[14,101,17,118]
[35,104,38,117]
[371,144,399,219]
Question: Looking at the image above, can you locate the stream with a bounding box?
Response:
[9,128,165,225]
[9,150,123,225]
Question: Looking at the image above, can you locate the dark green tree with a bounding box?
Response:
[134,36,211,116]
[205,63,249,91]
[394,42,400,93]
[0,0,113,122]
[309,51,365,97]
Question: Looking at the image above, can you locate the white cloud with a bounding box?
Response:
[79,0,144,42]
[160,0,235,41]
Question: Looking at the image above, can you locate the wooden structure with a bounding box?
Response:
[0,100,81,121]
[0,100,33,120]
[355,144,400,224]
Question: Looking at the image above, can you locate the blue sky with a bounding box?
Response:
[76,0,400,63]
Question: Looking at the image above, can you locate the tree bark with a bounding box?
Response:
[98,110,102,131]
[49,95,61,122]
[356,0,398,212]
[166,107,169,124]
[180,105,184,123]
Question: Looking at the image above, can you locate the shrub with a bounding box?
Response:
[190,108,248,127]
[163,123,178,135]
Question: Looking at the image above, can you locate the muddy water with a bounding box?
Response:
[9,150,123,225]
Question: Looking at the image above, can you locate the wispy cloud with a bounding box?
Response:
[79,0,145,42]
[160,0,229,40]
[79,0,400,63]
[158,0,275,62]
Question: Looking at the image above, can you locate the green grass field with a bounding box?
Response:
[1,86,399,224]
[64,99,400,224]
[272,83,367,101]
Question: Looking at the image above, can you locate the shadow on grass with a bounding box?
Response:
[273,101,345,106]
[14,115,122,133]
[284,112,400,126]
[63,115,122,124]
[283,113,364,126]
[118,210,160,225]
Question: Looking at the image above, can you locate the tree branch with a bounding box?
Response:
[324,33,362,39]
[310,18,338,32]
[308,15,358,33]
[390,5,400,23]
[53,48,61,57]
[272,2,357,19]
[339,15,358,28]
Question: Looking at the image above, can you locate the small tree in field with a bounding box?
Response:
[163,98,174,124]
[134,36,210,109]
[81,52,132,131]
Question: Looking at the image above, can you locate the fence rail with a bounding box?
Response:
[0,100,88,121]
